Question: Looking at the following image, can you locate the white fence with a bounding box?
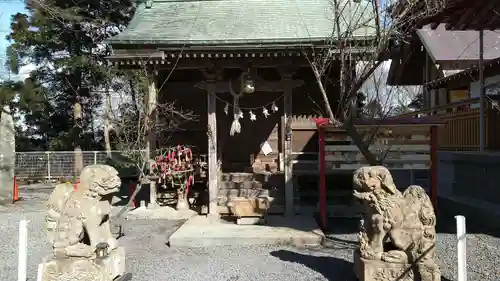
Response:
[14,150,142,180]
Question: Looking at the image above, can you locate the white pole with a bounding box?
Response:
[18,219,28,281]
[36,264,44,281]
[455,215,467,281]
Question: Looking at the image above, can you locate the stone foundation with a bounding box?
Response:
[226,197,272,217]
[236,217,266,225]
[353,250,441,281]
[38,247,126,281]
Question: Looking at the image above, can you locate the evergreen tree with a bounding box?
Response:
[5,0,135,151]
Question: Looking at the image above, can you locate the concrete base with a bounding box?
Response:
[353,250,441,281]
[237,217,265,225]
[38,247,126,281]
[214,204,361,218]
[168,215,324,247]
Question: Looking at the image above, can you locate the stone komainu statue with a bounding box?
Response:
[40,164,128,281]
[352,166,440,281]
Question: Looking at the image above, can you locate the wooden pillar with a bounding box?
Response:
[206,83,219,216]
[315,119,328,230]
[146,73,158,160]
[430,125,439,214]
[424,53,431,110]
[282,73,294,217]
[146,73,158,208]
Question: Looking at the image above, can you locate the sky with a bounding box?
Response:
[0,0,26,79]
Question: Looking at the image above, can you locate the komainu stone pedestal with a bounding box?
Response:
[354,250,440,281]
[39,247,127,281]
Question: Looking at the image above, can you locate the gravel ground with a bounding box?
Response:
[0,185,499,281]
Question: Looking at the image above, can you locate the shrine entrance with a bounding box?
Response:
[202,67,301,216]
[217,91,283,173]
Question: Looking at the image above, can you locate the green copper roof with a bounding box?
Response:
[107,0,376,46]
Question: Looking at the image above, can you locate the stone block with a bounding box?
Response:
[226,197,272,217]
[236,217,265,225]
[100,246,126,279]
[38,247,126,281]
[353,250,440,281]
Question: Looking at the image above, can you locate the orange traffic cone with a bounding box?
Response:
[74,179,79,191]
[12,176,19,203]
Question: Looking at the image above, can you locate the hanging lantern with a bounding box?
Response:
[242,73,255,94]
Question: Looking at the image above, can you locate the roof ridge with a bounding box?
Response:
[109,0,377,46]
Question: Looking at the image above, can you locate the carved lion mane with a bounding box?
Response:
[353,166,399,196]
[80,164,121,198]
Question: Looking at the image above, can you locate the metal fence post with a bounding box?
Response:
[46,151,51,181]
[93,151,97,165]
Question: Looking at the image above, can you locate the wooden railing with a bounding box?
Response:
[396,97,500,151]
[322,126,432,171]
[290,118,441,174]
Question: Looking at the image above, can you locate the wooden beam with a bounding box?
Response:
[146,74,159,208]
[425,0,500,30]
[108,57,312,69]
[466,1,497,30]
[206,82,218,217]
[107,46,377,69]
[483,2,500,30]
[194,79,304,93]
[430,22,440,30]
[277,66,296,217]
[448,3,479,30]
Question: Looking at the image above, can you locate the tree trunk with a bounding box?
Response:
[73,102,83,174]
[311,63,379,166]
[104,90,112,158]
[73,24,83,175]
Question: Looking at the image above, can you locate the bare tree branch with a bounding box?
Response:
[307,0,424,165]
[102,59,197,213]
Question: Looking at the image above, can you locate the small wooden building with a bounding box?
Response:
[390,0,500,151]
[105,0,376,216]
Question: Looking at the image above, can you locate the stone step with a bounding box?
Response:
[218,181,263,190]
[217,189,285,206]
[218,188,271,198]
[219,172,285,184]
[213,204,361,217]
[220,173,254,182]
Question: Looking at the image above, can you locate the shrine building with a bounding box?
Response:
[105,0,376,217]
